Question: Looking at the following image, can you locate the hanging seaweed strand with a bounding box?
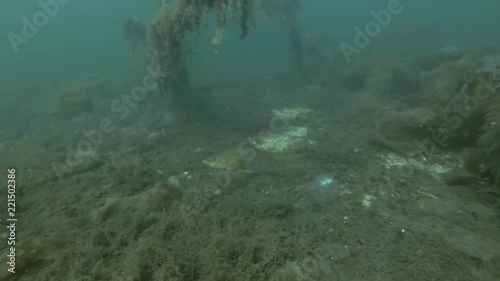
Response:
[148,0,256,108]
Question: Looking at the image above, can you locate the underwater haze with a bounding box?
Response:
[2,1,500,91]
[1,0,500,280]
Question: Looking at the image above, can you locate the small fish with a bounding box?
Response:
[202,156,247,172]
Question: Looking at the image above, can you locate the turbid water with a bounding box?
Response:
[1,1,500,280]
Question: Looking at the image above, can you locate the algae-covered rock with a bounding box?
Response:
[55,86,93,118]
[369,107,436,156]
[477,94,500,185]
[420,62,467,105]
[248,126,308,153]
[51,75,107,119]
[247,108,312,153]
[363,55,397,95]
[376,107,435,143]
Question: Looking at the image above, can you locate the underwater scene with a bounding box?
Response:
[1,0,500,280]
